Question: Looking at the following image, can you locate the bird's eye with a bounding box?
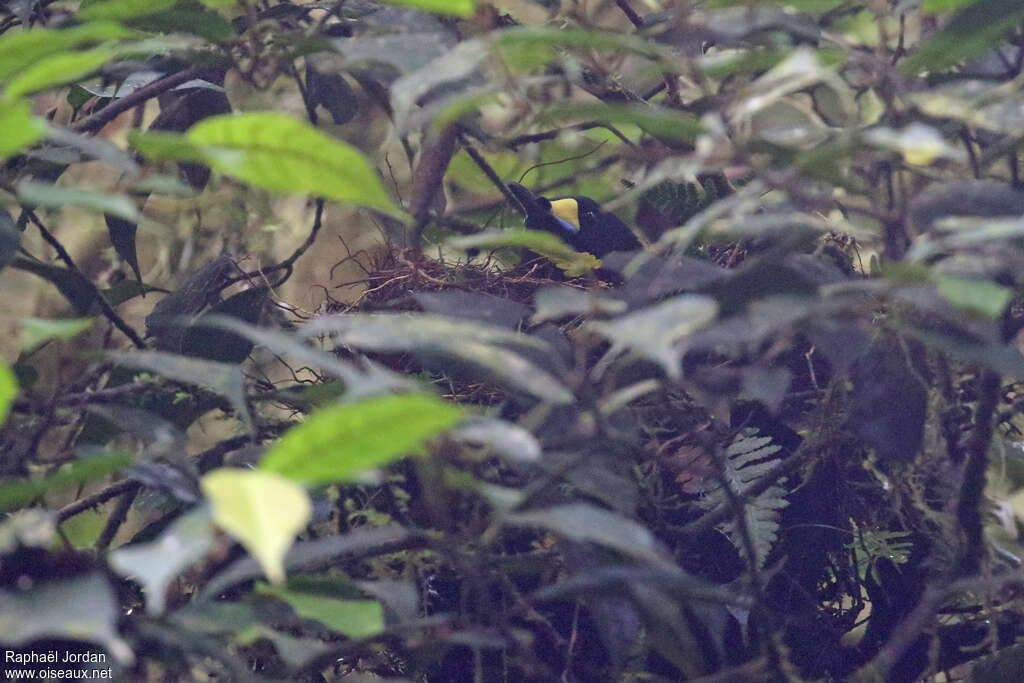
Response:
[581,211,596,219]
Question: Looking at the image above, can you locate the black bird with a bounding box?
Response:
[508,182,642,258]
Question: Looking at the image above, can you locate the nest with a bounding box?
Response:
[325,243,586,314]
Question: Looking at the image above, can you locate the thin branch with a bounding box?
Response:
[957,369,1001,575]
[615,0,645,29]
[228,199,325,288]
[12,381,152,414]
[460,136,519,209]
[26,209,78,271]
[56,479,139,522]
[95,482,140,550]
[72,64,208,134]
[505,122,636,149]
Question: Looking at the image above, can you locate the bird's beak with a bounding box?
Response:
[507,182,542,216]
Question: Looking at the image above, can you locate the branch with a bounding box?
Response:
[957,369,1001,575]
[56,479,139,522]
[228,199,325,288]
[72,64,208,135]
[26,209,77,271]
[505,122,636,149]
[460,136,520,210]
[615,0,645,29]
[11,381,152,414]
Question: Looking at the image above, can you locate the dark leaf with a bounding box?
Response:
[11,257,98,314]
[105,213,142,284]
[414,290,532,328]
[180,286,269,363]
[106,350,249,425]
[903,0,1024,74]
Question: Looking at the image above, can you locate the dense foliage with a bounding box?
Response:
[4,0,1024,681]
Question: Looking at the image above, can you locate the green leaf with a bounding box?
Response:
[921,0,976,11]
[4,47,120,100]
[536,103,703,142]
[903,0,1024,74]
[0,22,130,82]
[379,0,475,16]
[496,26,671,67]
[449,229,602,277]
[201,469,312,583]
[0,453,131,512]
[936,276,1012,318]
[16,180,139,221]
[0,99,47,162]
[260,393,463,486]
[129,129,209,160]
[78,0,177,21]
[183,113,404,218]
[256,583,385,638]
[0,361,16,426]
[19,317,94,351]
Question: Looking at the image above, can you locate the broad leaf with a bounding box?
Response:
[903,0,1024,74]
[305,312,575,404]
[181,113,403,217]
[78,0,177,21]
[201,468,312,583]
[505,504,676,570]
[936,276,1012,318]
[0,361,16,426]
[256,583,385,639]
[107,350,250,425]
[17,180,139,221]
[586,295,719,378]
[108,507,215,615]
[0,453,130,512]
[449,229,602,277]
[260,393,463,485]
[19,317,94,350]
[0,22,129,81]
[5,47,120,100]
[380,0,475,15]
[0,99,47,162]
[536,103,702,143]
[0,572,132,663]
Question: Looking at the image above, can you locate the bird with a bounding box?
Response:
[508,182,642,258]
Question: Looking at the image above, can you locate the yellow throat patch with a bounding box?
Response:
[548,198,580,231]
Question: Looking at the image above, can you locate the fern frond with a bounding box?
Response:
[697,430,788,568]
